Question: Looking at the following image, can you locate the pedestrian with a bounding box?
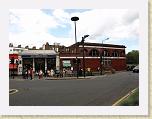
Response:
[63,69,66,77]
[50,69,54,77]
[47,70,51,77]
[38,69,43,79]
[25,68,28,79]
[30,67,33,80]
[97,67,100,72]
[28,69,31,79]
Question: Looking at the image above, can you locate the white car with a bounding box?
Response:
[133,65,139,73]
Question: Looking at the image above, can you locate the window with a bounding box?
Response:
[89,49,99,57]
[66,48,70,52]
[112,51,119,57]
[102,50,110,57]
[103,59,111,66]
[120,50,125,56]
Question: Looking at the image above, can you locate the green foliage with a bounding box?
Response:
[118,89,139,106]
[126,50,139,64]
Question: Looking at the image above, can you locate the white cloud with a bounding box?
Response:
[9,9,73,48]
[52,9,70,25]
[9,9,139,51]
[69,9,139,43]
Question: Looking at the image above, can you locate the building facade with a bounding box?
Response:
[9,46,28,75]
[59,42,126,72]
[9,42,127,76]
[20,50,57,74]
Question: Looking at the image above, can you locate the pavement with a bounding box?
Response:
[9,74,104,80]
[9,71,139,106]
[9,71,121,80]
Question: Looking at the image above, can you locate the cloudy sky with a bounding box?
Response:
[9,9,139,53]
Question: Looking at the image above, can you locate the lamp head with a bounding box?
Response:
[105,38,109,40]
[71,16,79,21]
[83,35,89,39]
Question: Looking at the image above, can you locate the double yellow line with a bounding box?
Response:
[112,88,138,106]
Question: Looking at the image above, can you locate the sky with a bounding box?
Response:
[9,9,139,53]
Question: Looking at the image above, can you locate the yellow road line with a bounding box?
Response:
[9,89,18,95]
[112,87,138,106]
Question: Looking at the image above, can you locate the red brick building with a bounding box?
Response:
[59,42,126,72]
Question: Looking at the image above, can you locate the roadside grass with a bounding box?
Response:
[117,88,139,106]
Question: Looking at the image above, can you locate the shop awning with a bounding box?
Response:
[20,50,56,58]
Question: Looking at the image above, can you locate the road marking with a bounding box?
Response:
[112,87,138,106]
[9,89,18,95]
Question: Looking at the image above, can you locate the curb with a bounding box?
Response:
[112,87,138,106]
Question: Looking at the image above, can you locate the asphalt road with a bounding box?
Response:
[9,71,139,106]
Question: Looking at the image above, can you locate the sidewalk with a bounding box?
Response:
[9,75,93,80]
[9,75,106,80]
[9,71,127,81]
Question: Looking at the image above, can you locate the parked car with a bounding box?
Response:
[133,65,139,73]
[127,65,136,71]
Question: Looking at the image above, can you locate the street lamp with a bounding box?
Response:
[81,35,89,78]
[100,38,109,75]
[71,16,79,78]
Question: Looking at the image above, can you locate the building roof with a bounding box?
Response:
[69,42,126,48]
[20,50,56,56]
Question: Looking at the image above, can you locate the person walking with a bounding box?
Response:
[30,67,33,80]
[50,69,54,77]
[38,69,43,79]
[25,68,28,79]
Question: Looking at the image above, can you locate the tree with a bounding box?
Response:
[126,50,139,64]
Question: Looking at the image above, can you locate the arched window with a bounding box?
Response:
[120,50,125,56]
[102,50,110,57]
[112,51,119,57]
[89,49,99,57]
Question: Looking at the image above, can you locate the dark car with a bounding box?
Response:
[127,65,135,71]
[133,65,139,73]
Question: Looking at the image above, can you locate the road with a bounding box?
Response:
[9,71,139,106]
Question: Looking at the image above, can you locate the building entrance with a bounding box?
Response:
[23,58,33,70]
[47,58,56,70]
[34,58,45,73]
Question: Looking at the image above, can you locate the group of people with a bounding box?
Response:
[23,68,56,80]
[22,67,76,80]
[23,67,34,80]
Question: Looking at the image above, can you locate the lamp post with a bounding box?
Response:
[81,35,89,78]
[100,38,109,75]
[71,16,79,78]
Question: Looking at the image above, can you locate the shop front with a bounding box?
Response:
[21,50,57,74]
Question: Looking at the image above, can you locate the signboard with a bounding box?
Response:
[62,60,71,67]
